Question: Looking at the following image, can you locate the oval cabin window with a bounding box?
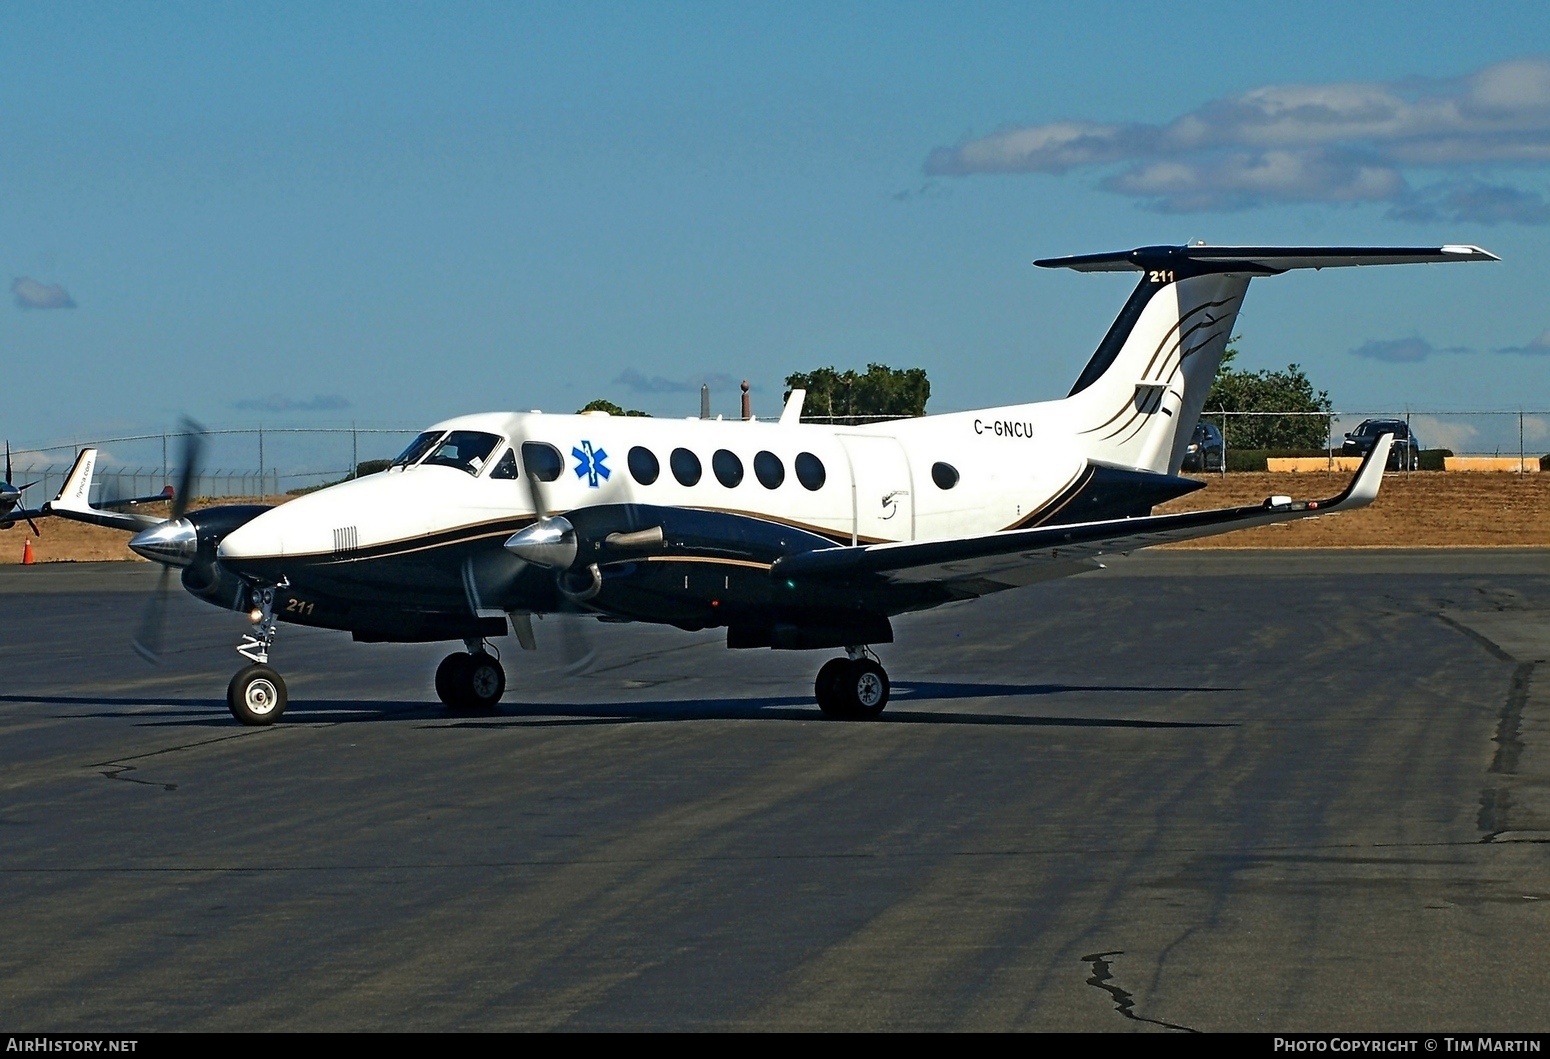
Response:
[670,448,702,487]
[521,442,564,483]
[712,449,744,488]
[753,451,784,489]
[628,446,660,485]
[794,452,826,491]
[931,462,959,489]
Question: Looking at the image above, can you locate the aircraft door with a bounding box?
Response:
[837,434,914,544]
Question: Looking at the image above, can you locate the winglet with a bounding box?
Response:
[1315,434,1394,513]
[43,448,162,532]
[780,389,806,426]
[48,448,99,514]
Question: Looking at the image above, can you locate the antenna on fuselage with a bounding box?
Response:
[700,383,711,420]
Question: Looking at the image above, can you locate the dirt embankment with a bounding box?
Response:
[4,473,1548,563]
[1,497,291,564]
[1156,471,1550,548]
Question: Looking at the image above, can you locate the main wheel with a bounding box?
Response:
[228,664,287,726]
[435,653,470,707]
[841,659,890,719]
[818,658,890,719]
[462,653,506,710]
[815,658,851,716]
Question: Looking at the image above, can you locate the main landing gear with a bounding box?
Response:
[228,584,287,726]
[435,639,506,711]
[814,647,890,719]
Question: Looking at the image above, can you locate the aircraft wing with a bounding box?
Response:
[0,506,48,530]
[42,448,164,532]
[773,436,1393,594]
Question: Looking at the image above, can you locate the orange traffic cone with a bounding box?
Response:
[21,536,34,565]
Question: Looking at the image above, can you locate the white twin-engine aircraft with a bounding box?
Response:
[44,243,1494,725]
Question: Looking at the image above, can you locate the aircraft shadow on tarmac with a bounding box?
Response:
[1,680,1236,730]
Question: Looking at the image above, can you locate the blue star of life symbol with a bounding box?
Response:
[572,440,610,488]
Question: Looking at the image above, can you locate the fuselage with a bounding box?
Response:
[213,402,1193,642]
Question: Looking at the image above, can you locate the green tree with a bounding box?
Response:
[783,363,930,424]
[1204,342,1333,450]
[576,399,651,417]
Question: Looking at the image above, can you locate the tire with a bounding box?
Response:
[435,653,470,707]
[228,664,287,726]
[463,654,506,710]
[815,658,851,716]
[823,658,890,720]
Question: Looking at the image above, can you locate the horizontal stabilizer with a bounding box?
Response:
[1035,244,1497,274]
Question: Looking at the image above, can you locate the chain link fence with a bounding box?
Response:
[6,414,1548,502]
[1196,410,1550,472]
[8,427,422,504]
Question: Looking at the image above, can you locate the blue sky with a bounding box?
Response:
[5,2,1550,452]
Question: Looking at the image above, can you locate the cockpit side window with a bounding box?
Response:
[390,431,445,468]
[521,441,564,483]
[421,431,503,476]
[488,448,520,480]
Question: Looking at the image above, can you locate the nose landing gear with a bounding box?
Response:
[814,647,890,719]
[435,639,507,711]
[228,585,287,726]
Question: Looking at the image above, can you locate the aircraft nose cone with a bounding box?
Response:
[505,516,577,568]
[129,518,198,567]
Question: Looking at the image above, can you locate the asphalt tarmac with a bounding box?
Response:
[2,552,1548,1032]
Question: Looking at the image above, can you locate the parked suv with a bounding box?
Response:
[1181,421,1224,472]
[1341,418,1421,470]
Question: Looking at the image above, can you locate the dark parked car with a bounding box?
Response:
[1342,418,1421,470]
[1181,421,1224,472]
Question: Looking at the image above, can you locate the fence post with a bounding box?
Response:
[1521,410,1526,475]
[1220,408,1228,476]
[162,434,168,487]
[352,423,359,480]
[258,426,265,499]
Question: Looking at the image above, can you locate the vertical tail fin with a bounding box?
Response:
[1037,244,1497,474]
[1059,270,1246,474]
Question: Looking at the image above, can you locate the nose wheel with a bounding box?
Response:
[229,664,288,726]
[435,644,506,711]
[815,650,890,719]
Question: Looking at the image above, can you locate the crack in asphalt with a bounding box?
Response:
[1081,950,1197,1033]
[1435,613,1538,843]
[89,729,272,791]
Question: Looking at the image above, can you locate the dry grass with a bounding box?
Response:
[1,497,291,565]
[5,474,1548,564]
[1156,471,1550,548]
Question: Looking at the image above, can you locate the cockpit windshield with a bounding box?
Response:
[391,431,445,468]
[420,430,504,476]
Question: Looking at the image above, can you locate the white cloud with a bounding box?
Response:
[926,57,1550,219]
[1408,416,1479,454]
[1496,329,1550,355]
[1348,337,1470,362]
[11,277,76,309]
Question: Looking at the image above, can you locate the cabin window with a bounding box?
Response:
[794,452,826,491]
[670,447,702,486]
[931,462,959,489]
[713,449,744,488]
[489,449,520,480]
[521,441,564,483]
[391,431,444,468]
[421,431,503,476]
[628,446,660,485]
[753,450,784,489]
